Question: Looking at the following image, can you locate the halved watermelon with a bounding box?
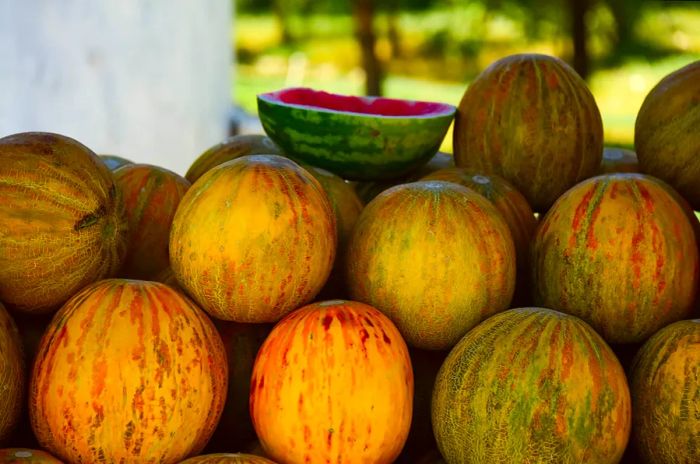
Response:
[257,87,455,180]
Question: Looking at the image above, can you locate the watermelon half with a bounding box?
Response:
[257,87,456,180]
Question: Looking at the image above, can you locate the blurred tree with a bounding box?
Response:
[570,0,589,78]
[353,0,384,95]
[273,0,294,44]
[606,0,643,51]
[385,0,403,58]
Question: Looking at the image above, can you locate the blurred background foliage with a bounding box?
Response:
[232,0,700,149]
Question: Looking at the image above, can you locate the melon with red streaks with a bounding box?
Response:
[250,300,413,463]
[531,173,699,343]
[29,279,228,463]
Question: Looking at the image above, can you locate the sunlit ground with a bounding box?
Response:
[233,6,700,153]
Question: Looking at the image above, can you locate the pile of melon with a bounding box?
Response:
[0,54,698,464]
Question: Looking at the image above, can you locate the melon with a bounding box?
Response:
[29,279,228,463]
[179,454,276,464]
[250,300,413,464]
[531,173,699,344]
[114,163,190,280]
[630,319,700,464]
[346,180,516,350]
[636,60,700,209]
[258,87,455,180]
[598,147,639,174]
[170,154,336,323]
[453,54,603,211]
[0,303,24,444]
[0,449,61,463]
[421,169,536,272]
[432,307,631,463]
[421,169,537,305]
[0,132,128,313]
[185,134,282,184]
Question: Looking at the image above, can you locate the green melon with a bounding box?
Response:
[432,307,631,463]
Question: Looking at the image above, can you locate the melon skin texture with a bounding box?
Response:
[178,454,277,464]
[432,308,631,464]
[346,180,516,350]
[453,53,603,212]
[421,168,537,306]
[531,173,699,344]
[0,303,24,445]
[635,60,700,209]
[114,163,191,280]
[257,87,455,181]
[29,279,228,464]
[0,132,128,314]
[630,319,700,464]
[421,168,536,272]
[170,154,336,323]
[250,300,413,464]
[185,134,282,184]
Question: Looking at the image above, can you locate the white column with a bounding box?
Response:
[0,0,233,176]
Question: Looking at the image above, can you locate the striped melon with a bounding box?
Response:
[421,169,537,305]
[0,132,127,314]
[432,308,631,463]
[531,173,699,344]
[29,279,228,463]
[630,319,700,464]
[453,54,603,212]
[170,155,336,323]
[114,163,190,280]
[346,180,516,350]
[636,60,700,209]
[250,300,413,464]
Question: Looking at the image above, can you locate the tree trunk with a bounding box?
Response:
[352,0,383,96]
[386,0,402,58]
[273,0,293,44]
[606,0,636,49]
[570,0,589,80]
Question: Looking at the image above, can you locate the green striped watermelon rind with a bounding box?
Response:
[257,87,456,181]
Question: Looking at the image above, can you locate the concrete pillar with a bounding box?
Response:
[0,0,233,176]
